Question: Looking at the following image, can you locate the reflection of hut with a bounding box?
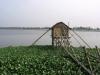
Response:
[52,22,71,47]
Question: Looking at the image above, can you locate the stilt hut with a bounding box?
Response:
[51,22,71,47]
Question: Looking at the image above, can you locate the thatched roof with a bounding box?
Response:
[52,22,71,29]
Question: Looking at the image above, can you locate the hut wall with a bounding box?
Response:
[52,22,70,46]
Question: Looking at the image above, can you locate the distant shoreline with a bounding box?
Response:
[73,29,100,32]
[0,27,50,30]
[0,27,100,32]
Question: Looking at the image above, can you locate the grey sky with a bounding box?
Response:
[0,0,100,28]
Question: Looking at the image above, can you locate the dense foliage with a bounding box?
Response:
[0,45,99,75]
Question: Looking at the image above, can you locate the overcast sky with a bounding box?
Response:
[0,0,100,28]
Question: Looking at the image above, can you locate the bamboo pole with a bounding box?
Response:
[57,38,93,75]
[64,46,92,75]
[32,29,50,45]
[83,46,94,75]
[72,30,91,49]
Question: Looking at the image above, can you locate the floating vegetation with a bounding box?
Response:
[0,45,99,75]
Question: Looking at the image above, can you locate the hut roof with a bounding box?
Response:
[52,22,71,29]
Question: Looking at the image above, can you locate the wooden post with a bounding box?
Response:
[95,45,100,59]
[52,27,54,46]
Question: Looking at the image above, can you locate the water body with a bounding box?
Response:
[0,29,100,48]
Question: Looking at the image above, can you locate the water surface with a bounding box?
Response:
[0,29,100,48]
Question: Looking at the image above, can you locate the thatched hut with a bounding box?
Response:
[51,22,71,46]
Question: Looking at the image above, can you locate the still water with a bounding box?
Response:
[0,29,100,48]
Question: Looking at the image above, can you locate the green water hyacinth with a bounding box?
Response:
[0,45,99,75]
